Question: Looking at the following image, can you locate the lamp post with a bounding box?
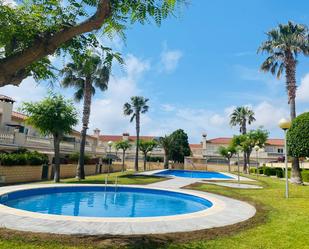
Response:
[278,118,291,199]
[254,145,260,177]
[236,146,241,183]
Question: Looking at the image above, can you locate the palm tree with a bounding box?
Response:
[62,50,122,179]
[258,21,309,184]
[230,106,255,172]
[123,96,149,171]
[114,140,132,172]
[158,135,174,169]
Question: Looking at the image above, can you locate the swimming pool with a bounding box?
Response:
[0,186,212,217]
[154,170,233,179]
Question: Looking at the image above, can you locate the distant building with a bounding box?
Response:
[0,94,284,163]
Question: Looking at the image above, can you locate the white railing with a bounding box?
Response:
[25,135,52,147]
[0,133,14,144]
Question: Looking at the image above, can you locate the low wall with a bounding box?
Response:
[125,161,164,171]
[184,163,240,172]
[0,165,43,184]
[265,162,309,169]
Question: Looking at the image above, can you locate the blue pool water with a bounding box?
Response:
[0,186,212,217]
[155,170,233,179]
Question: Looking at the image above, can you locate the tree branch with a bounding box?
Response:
[0,0,111,87]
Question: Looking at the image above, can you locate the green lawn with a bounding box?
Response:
[0,175,308,249]
[42,171,167,185]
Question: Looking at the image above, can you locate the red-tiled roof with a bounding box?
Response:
[11,111,27,120]
[190,143,202,149]
[208,137,232,144]
[207,137,284,146]
[99,135,154,142]
[266,139,284,146]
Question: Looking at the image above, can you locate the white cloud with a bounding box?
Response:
[161,104,176,112]
[0,77,48,109]
[297,73,309,102]
[2,0,17,6]
[159,45,183,73]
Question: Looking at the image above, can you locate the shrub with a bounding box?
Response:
[146,156,164,162]
[0,151,47,166]
[287,112,309,158]
[301,170,309,182]
[68,152,91,164]
[250,168,256,174]
[264,167,277,176]
[276,168,284,178]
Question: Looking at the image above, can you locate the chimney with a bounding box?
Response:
[93,128,101,138]
[0,95,15,125]
[123,132,130,141]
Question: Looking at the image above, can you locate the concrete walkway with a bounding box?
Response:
[148,177,199,189]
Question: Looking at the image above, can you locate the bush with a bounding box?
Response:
[264,167,277,176]
[0,151,47,166]
[146,156,164,162]
[68,152,91,164]
[276,168,284,178]
[287,112,309,158]
[301,170,309,182]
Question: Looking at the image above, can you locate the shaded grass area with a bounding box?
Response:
[41,171,167,185]
[0,176,308,248]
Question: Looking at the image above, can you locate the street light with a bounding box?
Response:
[278,118,291,198]
[254,145,260,177]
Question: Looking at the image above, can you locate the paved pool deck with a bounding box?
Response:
[0,172,257,235]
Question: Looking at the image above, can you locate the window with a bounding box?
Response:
[278,148,283,153]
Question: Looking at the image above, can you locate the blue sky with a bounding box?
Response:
[2,0,309,142]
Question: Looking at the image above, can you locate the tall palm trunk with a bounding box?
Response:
[285,51,302,184]
[241,121,248,173]
[163,150,169,169]
[134,112,140,171]
[77,78,92,180]
[53,134,61,183]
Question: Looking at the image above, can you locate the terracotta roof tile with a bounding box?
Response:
[99,135,155,142]
[190,143,202,149]
[207,137,284,146]
[11,111,27,120]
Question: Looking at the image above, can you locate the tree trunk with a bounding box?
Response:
[247,151,251,174]
[241,121,248,172]
[77,78,92,180]
[163,151,169,169]
[285,52,302,184]
[122,150,125,172]
[143,153,147,171]
[53,134,61,183]
[228,158,231,172]
[0,0,111,87]
[134,113,140,171]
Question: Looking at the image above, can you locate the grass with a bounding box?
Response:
[0,175,308,248]
[41,171,167,185]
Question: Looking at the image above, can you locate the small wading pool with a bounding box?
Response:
[155,169,233,179]
[0,186,213,218]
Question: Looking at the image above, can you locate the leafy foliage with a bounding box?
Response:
[230,106,255,134]
[168,129,191,163]
[139,140,157,155]
[114,140,132,152]
[258,21,309,79]
[0,0,185,83]
[20,93,78,137]
[0,151,48,166]
[287,112,309,157]
[123,96,149,122]
[218,145,237,160]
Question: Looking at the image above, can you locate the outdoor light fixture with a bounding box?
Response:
[278,118,291,198]
[254,145,260,177]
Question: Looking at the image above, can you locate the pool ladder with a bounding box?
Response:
[114,176,118,192]
[104,175,118,191]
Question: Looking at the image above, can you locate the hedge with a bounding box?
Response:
[0,151,48,166]
[301,170,309,182]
